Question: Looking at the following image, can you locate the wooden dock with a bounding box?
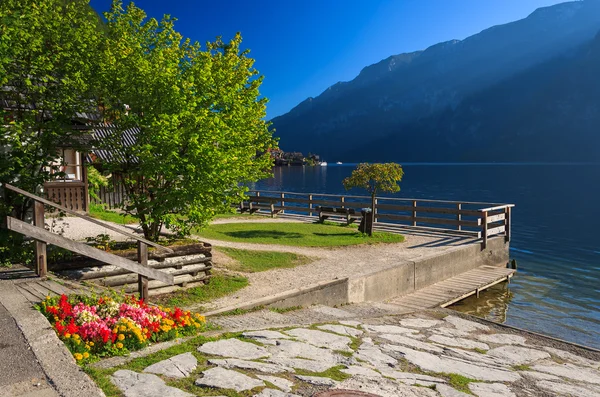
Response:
[387,265,516,310]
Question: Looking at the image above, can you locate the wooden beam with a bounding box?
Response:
[486,225,506,237]
[2,183,172,253]
[33,201,47,278]
[138,241,149,300]
[7,217,173,285]
[486,213,506,224]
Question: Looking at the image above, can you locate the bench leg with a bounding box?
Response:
[270,204,275,218]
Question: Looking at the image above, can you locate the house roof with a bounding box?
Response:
[88,123,140,165]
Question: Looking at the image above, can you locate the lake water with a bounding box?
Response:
[253,164,600,348]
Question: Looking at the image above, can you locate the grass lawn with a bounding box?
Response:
[150,273,248,309]
[213,212,252,220]
[89,203,137,225]
[195,222,404,247]
[215,247,312,273]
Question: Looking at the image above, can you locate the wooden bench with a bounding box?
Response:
[239,197,282,218]
[317,206,362,225]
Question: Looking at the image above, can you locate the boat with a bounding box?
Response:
[336,161,342,164]
[319,161,328,166]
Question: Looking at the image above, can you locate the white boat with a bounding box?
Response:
[336,161,342,164]
[319,161,328,166]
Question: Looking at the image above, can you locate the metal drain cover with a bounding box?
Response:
[313,390,382,397]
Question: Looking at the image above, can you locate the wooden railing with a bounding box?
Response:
[242,190,514,248]
[2,183,174,299]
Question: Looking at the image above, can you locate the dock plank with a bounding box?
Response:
[389,265,515,309]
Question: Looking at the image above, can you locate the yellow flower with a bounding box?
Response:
[64,333,71,339]
[119,325,126,332]
[74,353,83,360]
[83,352,89,359]
[118,334,125,341]
[116,342,123,349]
[73,334,80,340]
[89,341,94,346]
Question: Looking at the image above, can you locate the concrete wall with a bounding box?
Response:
[348,236,509,303]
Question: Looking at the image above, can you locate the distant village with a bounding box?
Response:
[270,149,322,166]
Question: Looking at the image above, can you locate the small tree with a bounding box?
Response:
[342,163,404,235]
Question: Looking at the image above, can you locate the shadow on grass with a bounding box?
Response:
[223,230,304,239]
[313,232,358,237]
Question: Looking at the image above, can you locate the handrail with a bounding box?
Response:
[2,183,173,253]
[247,190,510,207]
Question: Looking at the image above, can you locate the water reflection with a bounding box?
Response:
[450,283,513,324]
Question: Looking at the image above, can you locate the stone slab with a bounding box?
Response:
[317,324,363,338]
[339,320,362,327]
[284,328,352,351]
[532,363,600,384]
[111,370,193,397]
[341,366,382,378]
[335,376,439,397]
[295,375,338,386]
[476,333,527,346]
[143,352,197,378]
[380,334,444,353]
[253,389,301,397]
[399,318,443,328]
[198,338,270,360]
[428,335,489,351]
[393,345,521,382]
[195,367,264,392]
[256,375,295,392]
[444,316,489,332]
[363,324,420,335]
[486,345,550,365]
[436,384,471,397]
[243,330,292,343]
[536,380,600,397]
[208,358,292,374]
[469,382,516,397]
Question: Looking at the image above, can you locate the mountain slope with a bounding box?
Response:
[271,0,600,161]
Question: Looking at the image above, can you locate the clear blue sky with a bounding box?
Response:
[90,0,567,118]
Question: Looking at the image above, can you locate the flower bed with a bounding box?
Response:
[38,294,206,363]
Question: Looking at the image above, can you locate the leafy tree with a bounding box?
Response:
[0,0,102,265]
[97,1,277,241]
[342,163,404,235]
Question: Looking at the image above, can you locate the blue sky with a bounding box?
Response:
[90,0,566,119]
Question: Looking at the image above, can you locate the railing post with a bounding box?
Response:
[374,198,378,223]
[481,211,488,250]
[340,196,345,209]
[280,192,285,214]
[456,203,462,231]
[137,241,149,300]
[309,194,313,217]
[412,200,417,227]
[33,201,47,278]
[505,206,511,243]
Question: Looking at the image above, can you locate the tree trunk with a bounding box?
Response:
[369,192,376,237]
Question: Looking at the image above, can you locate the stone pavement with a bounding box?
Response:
[104,310,600,397]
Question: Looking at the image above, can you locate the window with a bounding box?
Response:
[49,148,82,181]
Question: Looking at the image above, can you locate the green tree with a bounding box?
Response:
[97,1,276,241]
[0,0,102,265]
[342,163,404,235]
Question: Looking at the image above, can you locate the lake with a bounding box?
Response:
[252,163,600,347]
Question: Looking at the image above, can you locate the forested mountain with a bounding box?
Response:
[271,1,600,162]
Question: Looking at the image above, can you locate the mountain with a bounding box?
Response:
[271,1,600,162]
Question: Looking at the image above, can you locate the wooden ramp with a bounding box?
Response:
[12,277,97,304]
[388,265,516,310]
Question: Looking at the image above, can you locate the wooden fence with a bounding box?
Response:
[90,176,128,209]
[242,191,514,248]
